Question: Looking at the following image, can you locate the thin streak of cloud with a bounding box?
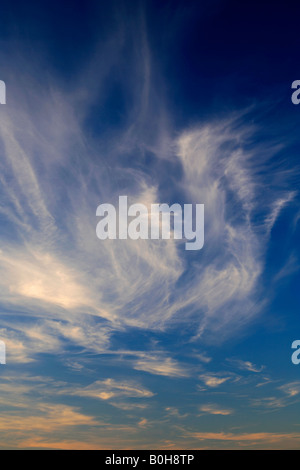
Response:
[227,359,265,373]
[133,356,190,377]
[199,404,233,416]
[198,374,231,388]
[65,378,155,401]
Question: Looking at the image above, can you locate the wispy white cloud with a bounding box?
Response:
[199,404,233,416]
[0,18,297,450]
[198,373,231,388]
[278,382,300,398]
[274,253,299,281]
[133,356,189,377]
[0,404,99,432]
[227,359,265,373]
[65,378,155,401]
[0,5,298,451]
[250,382,300,410]
[0,57,296,367]
[109,402,149,411]
[165,407,189,419]
[192,352,212,364]
[265,192,297,235]
[184,430,300,449]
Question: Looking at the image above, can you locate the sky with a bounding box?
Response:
[0,0,299,450]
